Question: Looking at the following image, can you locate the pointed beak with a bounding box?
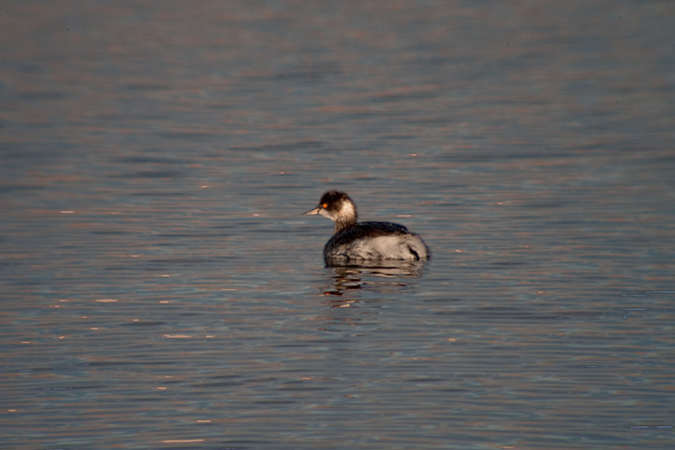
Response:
[304,207,320,215]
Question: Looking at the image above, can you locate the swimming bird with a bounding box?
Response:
[305,190,430,265]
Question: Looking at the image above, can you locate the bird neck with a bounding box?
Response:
[334,216,356,233]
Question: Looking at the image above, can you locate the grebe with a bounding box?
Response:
[305,190,430,265]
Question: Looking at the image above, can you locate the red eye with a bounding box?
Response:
[322,203,328,208]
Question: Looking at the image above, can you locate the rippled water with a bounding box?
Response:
[2,1,674,449]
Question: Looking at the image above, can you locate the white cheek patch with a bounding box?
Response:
[340,201,356,219]
[318,208,332,219]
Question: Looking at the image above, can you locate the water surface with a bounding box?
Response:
[1,1,674,449]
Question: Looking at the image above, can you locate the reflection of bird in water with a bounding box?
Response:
[321,264,426,303]
[305,190,430,267]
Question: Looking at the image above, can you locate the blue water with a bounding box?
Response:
[1,1,674,449]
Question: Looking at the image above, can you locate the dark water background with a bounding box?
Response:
[1,1,674,449]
